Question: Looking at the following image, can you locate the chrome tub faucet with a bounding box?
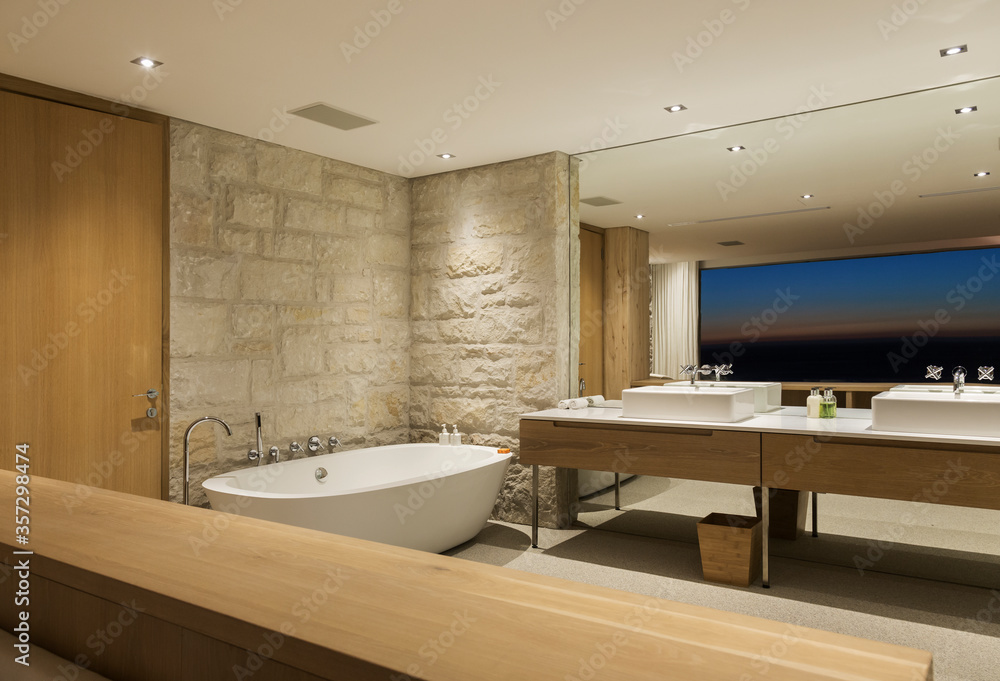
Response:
[183,417,233,505]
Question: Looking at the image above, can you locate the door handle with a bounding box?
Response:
[133,389,159,399]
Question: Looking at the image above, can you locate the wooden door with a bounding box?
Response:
[579,227,604,396]
[0,90,164,498]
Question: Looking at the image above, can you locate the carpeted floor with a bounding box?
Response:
[447,476,1000,681]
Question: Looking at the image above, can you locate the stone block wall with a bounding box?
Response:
[168,120,411,505]
[409,152,577,527]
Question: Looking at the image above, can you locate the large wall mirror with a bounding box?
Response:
[569,76,1000,587]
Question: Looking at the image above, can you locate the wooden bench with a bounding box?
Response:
[0,471,932,681]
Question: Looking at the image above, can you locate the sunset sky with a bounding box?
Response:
[700,247,1000,345]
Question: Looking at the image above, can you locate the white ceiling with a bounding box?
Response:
[2,0,999,180]
[580,75,1000,265]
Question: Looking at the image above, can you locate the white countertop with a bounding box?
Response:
[520,405,1000,447]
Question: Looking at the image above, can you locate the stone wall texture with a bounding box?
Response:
[169,120,411,505]
[409,152,577,527]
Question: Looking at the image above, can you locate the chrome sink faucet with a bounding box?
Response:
[953,366,967,394]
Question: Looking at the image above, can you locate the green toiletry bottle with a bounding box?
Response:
[819,388,837,419]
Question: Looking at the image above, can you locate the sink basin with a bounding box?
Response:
[621,385,755,423]
[871,390,1000,437]
[665,381,782,412]
[889,384,1000,395]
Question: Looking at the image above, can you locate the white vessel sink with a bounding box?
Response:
[665,380,781,412]
[621,385,754,423]
[889,384,999,394]
[871,390,1000,437]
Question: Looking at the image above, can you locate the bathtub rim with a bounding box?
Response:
[201,443,513,501]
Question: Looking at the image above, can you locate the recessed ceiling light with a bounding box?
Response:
[718,240,744,247]
[800,194,814,199]
[664,104,687,113]
[939,44,968,57]
[727,145,745,152]
[955,106,978,115]
[130,56,162,69]
[974,171,991,177]
[437,153,455,159]
[635,214,645,219]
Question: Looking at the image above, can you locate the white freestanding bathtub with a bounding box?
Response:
[202,443,512,553]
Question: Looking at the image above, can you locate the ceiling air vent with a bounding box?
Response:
[580,196,623,207]
[718,240,745,247]
[289,103,378,130]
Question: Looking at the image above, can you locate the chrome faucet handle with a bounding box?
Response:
[979,366,995,381]
[925,365,943,380]
[247,449,260,461]
[269,446,280,463]
[953,365,967,378]
[307,436,323,452]
[679,364,697,376]
[713,364,734,380]
[328,436,341,448]
[289,441,303,454]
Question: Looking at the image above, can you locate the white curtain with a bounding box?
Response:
[651,262,699,378]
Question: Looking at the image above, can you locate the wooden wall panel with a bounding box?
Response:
[603,226,650,399]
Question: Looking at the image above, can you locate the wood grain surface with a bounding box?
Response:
[0,471,932,681]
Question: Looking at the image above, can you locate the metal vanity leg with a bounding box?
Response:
[531,464,539,548]
[762,486,770,589]
[614,473,621,510]
[811,491,818,537]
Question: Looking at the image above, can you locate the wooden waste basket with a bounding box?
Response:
[696,513,762,587]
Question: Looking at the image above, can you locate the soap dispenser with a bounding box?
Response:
[819,388,837,419]
[450,424,462,446]
[806,387,822,418]
[439,424,450,445]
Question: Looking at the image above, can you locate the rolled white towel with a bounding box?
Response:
[557,399,571,409]
[584,394,606,406]
[568,397,590,409]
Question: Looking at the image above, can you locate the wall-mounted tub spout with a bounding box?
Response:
[184,417,233,505]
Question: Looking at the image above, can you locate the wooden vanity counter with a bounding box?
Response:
[0,471,933,681]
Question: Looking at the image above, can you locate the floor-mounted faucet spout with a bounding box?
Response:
[184,417,233,505]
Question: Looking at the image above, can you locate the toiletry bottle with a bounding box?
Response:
[806,387,822,418]
[450,424,462,446]
[819,388,837,419]
[439,424,450,445]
